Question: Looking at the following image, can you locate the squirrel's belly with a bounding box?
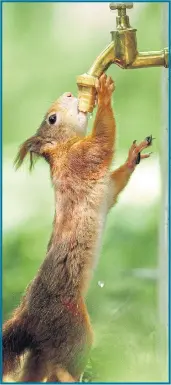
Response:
[55,176,109,271]
[76,177,110,270]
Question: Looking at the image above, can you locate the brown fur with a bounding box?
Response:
[3,76,152,382]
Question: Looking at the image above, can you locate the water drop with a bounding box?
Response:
[98,281,105,288]
[88,112,93,120]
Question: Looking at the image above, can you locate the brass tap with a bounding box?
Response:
[77,2,169,113]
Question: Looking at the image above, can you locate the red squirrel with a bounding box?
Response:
[3,74,153,382]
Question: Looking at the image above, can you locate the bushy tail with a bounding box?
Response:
[3,310,32,377]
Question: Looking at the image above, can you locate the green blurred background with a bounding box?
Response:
[3,2,168,382]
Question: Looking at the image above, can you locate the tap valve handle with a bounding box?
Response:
[109,3,133,12]
[109,2,133,29]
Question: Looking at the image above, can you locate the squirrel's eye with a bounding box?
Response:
[48,114,57,125]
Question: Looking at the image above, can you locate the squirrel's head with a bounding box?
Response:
[15,92,88,169]
[40,92,88,141]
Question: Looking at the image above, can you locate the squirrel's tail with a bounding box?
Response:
[3,309,32,377]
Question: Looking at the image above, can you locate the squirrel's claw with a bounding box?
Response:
[145,135,155,146]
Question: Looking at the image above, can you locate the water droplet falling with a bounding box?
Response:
[98,281,105,288]
[88,112,93,120]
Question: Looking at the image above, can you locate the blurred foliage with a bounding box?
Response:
[3,2,168,382]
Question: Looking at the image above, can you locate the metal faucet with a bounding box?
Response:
[77,2,169,113]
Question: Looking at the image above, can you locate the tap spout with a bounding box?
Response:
[77,41,115,113]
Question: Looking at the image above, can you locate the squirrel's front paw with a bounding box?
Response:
[95,74,115,107]
[126,135,153,170]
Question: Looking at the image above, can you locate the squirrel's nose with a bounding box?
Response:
[65,92,73,98]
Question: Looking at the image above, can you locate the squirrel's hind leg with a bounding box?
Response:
[18,350,47,382]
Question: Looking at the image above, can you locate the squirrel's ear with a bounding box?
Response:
[14,135,44,171]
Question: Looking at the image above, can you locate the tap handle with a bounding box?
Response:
[109,2,133,29]
[109,3,133,11]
